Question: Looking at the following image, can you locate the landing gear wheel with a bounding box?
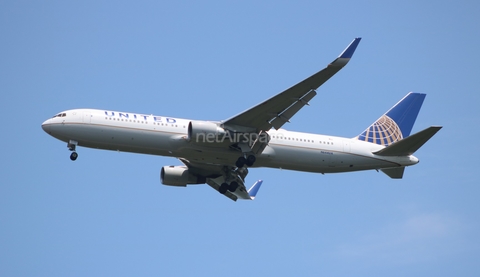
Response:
[229,181,239,192]
[70,152,78,161]
[246,155,256,167]
[235,157,247,168]
[219,183,229,194]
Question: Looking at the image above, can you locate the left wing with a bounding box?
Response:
[222,37,361,133]
[206,178,263,201]
[180,158,263,201]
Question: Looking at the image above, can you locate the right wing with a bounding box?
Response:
[222,37,361,133]
[177,38,362,201]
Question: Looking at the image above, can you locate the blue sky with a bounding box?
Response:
[1,1,479,276]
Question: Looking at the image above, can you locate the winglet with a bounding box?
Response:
[248,180,263,200]
[338,37,362,59]
[330,37,361,67]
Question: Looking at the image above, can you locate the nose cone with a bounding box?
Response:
[42,119,51,133]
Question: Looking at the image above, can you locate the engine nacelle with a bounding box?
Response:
[160,166,206,187]
[188,121,227,143]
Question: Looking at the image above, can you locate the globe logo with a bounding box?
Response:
[357,115,403,146]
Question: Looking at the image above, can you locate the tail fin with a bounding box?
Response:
[356,92,426,146]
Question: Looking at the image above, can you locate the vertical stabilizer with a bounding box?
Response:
[356,92,426,146]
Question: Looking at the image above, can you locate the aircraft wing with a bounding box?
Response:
[222,37,361,132]
[206,178,262,201]
[180,158,263,201]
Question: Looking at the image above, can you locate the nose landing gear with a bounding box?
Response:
[67,140,78,161]
[70,152,78,161]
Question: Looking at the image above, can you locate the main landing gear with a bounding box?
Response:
[235,155,256,168]
[218,154,255,195]
[219,181,239,194]
[68,140,78,161]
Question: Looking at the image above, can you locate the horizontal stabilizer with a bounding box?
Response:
[374,126,442,156]
[381,167,405,179]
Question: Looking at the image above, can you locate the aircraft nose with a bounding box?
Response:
[42,119,51,133]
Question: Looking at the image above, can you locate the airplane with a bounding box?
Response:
[41,38,442,201]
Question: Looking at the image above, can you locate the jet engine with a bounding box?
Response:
[160,166,206,187]
[188,121,227,144]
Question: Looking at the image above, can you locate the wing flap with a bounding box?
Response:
[270,89,317,129]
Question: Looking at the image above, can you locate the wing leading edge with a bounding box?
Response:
[222,37,361,133]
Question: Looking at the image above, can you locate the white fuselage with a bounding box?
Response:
[41,109,418,173]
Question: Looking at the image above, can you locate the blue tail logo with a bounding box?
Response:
[356,92,426,146]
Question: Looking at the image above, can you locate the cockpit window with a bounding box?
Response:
[52,113,67,118]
